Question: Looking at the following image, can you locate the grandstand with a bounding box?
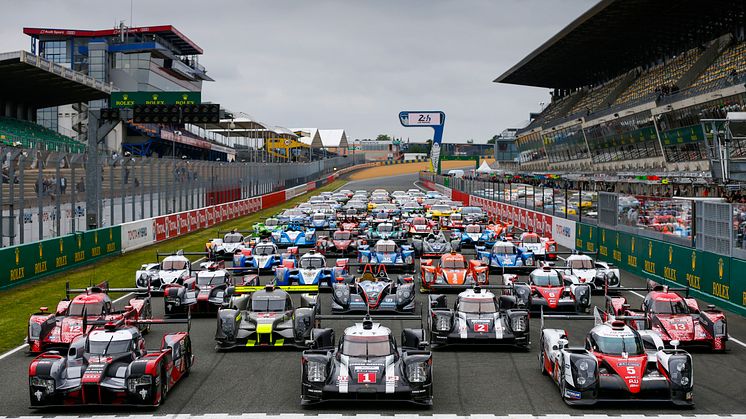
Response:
[495,0,746,174]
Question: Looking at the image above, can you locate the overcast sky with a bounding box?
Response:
[0,0,596,143]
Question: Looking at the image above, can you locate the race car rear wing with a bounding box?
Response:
[216,229,253,235]
[540,306,645,330]
[84,313,191,332]
[603,283,689,298]
[66,281,150,300]
[425,284,514,293]
[156,250,209,260]
[228,284,320,294]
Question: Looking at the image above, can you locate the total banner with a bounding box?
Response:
[552,216,576,249]
[121,219,156,252]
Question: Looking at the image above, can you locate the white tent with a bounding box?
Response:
[476,160,493,173]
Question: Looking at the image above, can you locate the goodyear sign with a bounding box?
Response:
[110,92,202,108]
[1,227,121,290]
[576,222,744,315]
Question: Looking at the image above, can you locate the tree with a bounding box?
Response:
[375,134,392,142]
[487,135,500,145]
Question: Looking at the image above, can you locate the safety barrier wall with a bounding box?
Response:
[0,163,365,291]
[1,226,121,290]
[421,172,746,316]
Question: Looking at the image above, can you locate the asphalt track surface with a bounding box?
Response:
[1,171,745,416]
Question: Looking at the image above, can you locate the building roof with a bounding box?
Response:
[23,25,204,55]
[291,128,323,148]
[0,50,111,109]
[494,0,745,89]
[318,129,348,148]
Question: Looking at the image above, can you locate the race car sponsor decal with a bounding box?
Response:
[357,372,376,383]
[564,389,582,399]
[603,355,647,393]
[473,322,489,333]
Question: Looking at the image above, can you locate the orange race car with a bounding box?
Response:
[420,251,489,292]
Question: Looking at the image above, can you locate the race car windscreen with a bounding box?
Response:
[378,224,393,233]
[493,243,515,254]
[342,335,393,357]
[442,257,466,269]
[375,243,397,253]
[87,337,132,355]
[162,259,187,270]
[522,235,540,243]
[223,233,243,243]
[462,207,483,215]
[313,214,326,221]
[68,301,104,316]
[197,273,225,286]
[300,257,324,269]
[589,332,644,356]
[465,225,482,233]
[431,205,450,213]
[651,299,690,314]
[265,219,279,227]
[459,298,497,314]
[334,231,351,240]
[254,244,276,255]
[413,218,426,225]
[531,272,561,286]
[251,297,286,312]
[569,258,594,269]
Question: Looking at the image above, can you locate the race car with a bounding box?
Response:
[476,240,536,273]
[440,212,464,230]
[365,222,406,242]
[206,230,252,260]
[412,231,460,257]
[420,251,489,292]
[514,231,558,261]
[539,308,694,406]
[426,203,455,220]
[215,283,319,349]
[300,315,433,405]
[253,217,282,238]
[277,208,307,224]
[406,216,437,237]
[456,224,498,248]
[315,230,364,256]
[607,285,727,351]
[135,250,199,291]
[232,241,297,272]
[308,212,337,231]
[358,239,416,273]
[330,264,417,313]
[29,316,192,407]
[271,222,317,247]
[428,286,529,348]
[274,250,349,287]
[559,253,620,291]
[338,215,366,233]
[27,282,152,353]
[503,266,591,313]
[486,220,513,237]
[460,206,487,224]
[163,261,260,316]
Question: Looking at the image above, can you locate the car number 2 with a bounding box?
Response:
[474,323,488,332]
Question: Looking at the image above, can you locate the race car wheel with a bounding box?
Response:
[160,365,169,404]
[539,345,548,376]
[143,304,152,334]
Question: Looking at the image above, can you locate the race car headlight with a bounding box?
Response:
[333,286,350,303]
[606,272,619,285]
[570,356,596,389]
[29,322,41,340]
[306,361,327,382]
[407,362,428,383]
[464,275,475,285]
[396,285,413,301]
[359,254,369,263]
[714,320,727,337]
[435,275,446,285]
[668,356,692,388]
[435,315,451,331]
[511,315,527,332]
[127,375,152,393]
[424,271,434,283]
[405,255,414,264]
[30,377,55,394]
[548,244,556,252]
[525,257,534,266]
[137,273,149,287]
[477,272,487,284]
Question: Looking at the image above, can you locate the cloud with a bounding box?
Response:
[0,0,596,142]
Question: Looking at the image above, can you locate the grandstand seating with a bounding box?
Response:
[0,117,84,153]
[614,48,702,105]
[689,40,746,91]
[568,77,624,115]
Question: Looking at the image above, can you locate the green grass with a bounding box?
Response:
[0,180,347,353]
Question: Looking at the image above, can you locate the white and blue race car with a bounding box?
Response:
[476,240,536,273]
[232,240,298,272]
[274,250,348,287]
[358,239,416,273]
[272,222,317,247]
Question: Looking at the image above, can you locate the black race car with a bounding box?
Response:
[330,264,416,314]
[301,315,432,406]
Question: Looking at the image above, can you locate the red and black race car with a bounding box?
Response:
[420,251,489,292]
[315,230,365,256]
[29,317,192,407]
[27,282,152,353]
[163,261,259,316]
[502,267,591,314]
[406,216,437,237]
[607,285,728,351]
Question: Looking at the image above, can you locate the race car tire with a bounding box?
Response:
[143,303,152,334]
[539,344,548,375]
[160,365,169,405]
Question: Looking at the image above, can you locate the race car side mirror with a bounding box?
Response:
[39,306,48,313]
[670,340,680,350]
[557,338,568,350]
[622,303,630,310]
[225,286,235,297]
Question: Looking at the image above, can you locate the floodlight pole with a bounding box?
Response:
[85,109,124,230]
